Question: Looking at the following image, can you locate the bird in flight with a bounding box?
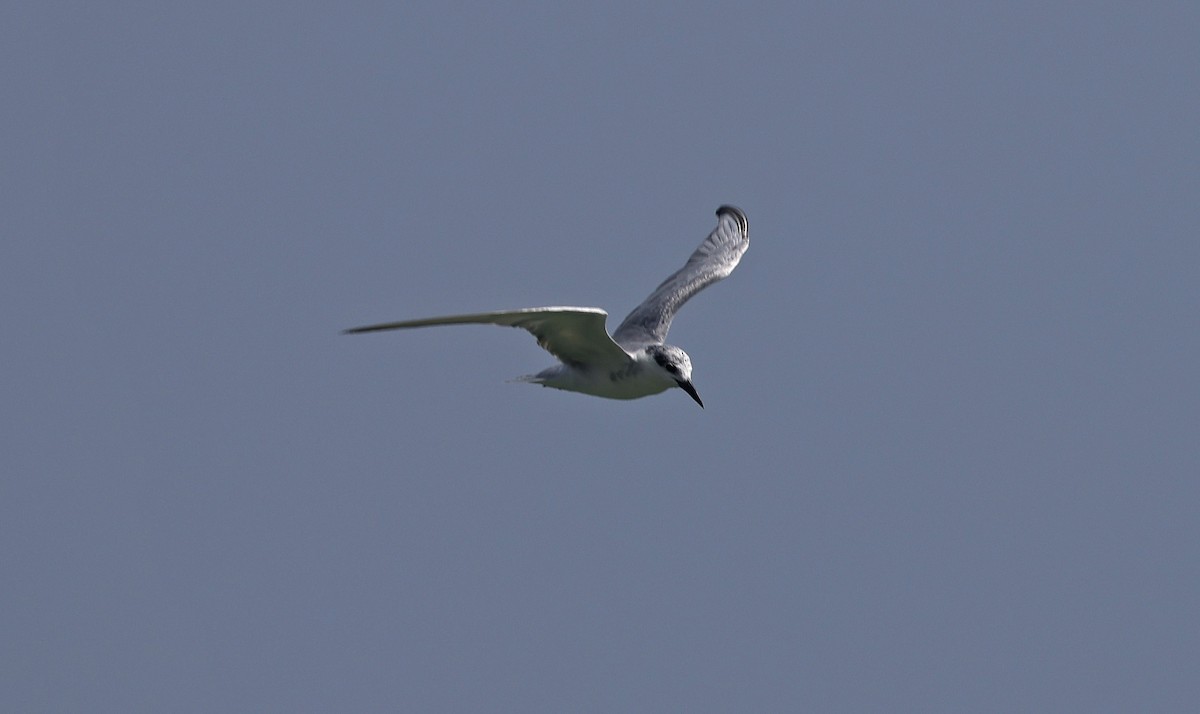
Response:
[344,205,749,408]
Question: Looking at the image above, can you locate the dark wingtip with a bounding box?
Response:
[716,205,748,236]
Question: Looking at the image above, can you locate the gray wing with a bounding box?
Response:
[612,205,749,347]
[344,306,632,369]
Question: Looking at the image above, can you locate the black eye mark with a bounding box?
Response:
[651,349,680,375]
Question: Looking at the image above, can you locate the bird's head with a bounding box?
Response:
[646,345,703,408]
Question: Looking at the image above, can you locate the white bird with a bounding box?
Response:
[344,205,749,408]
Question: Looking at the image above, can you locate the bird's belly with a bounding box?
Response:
[537,365,672,400]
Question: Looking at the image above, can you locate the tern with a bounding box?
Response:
[344,205,749,407]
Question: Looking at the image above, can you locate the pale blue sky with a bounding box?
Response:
[4,2,1198,711]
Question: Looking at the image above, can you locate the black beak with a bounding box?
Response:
[678,380,704,408]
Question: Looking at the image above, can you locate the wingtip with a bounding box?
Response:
[716,205,748,236]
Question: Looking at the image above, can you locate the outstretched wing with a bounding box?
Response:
[344,306,632,369]
[612,205,749,347]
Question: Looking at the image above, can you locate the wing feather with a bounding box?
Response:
[344,307,631,369]
[612,205,749,346]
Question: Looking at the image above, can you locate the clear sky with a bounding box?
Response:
[4,2,1198,711]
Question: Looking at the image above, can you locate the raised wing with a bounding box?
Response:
[344,307,632,369]
[612,205,749,347]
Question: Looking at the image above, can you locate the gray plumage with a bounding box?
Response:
[344,205,749,407]
[612,205,750,348]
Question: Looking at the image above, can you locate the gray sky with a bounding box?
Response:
[4,2,1198,711]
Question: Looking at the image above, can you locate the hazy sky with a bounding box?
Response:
[4,2,1198,711]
